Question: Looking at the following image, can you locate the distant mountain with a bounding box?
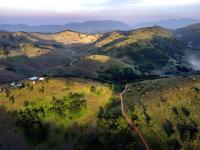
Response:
[65,20,130,33]
[132,18,200,29]
[0,20,130,33]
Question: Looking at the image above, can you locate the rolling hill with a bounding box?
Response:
[0,31,101,83]
[0,24,199,84]
[0,78,115,150]
[91,26,186,74]
[133,18,200,29]
[1,23,200,150]
[175,23,200,49]
[123,75,200,149]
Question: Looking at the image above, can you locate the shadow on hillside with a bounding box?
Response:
[0,104,153,150]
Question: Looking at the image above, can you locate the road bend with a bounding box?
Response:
[120,85,150,150]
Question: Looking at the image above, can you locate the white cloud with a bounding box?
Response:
[0,0,110,12]
[137,0,200,6]
[0,0,199,13]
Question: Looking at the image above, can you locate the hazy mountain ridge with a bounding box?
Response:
[0,20,130,34]
[133,18,200,29]
[175,23,200,48]
[0,24,199,83]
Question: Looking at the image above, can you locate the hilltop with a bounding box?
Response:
[175,23,200,49]
[91,26,186,74]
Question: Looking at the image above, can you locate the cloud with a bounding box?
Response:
[107,0,200,7]
[0,0,199,13]
[0,0,110,12]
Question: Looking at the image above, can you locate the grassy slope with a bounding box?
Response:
[0,78,112,149]
[93,26,185,72]
[49,54,139,78]
[124,76,200,149]
[176,23,200,48]
[0,31,101,83]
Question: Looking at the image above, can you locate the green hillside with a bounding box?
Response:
[123,76,200,149]
[92,26,186,72]
[176,23,200,49]
[0,78,115,149]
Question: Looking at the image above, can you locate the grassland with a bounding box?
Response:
[124,76,200,149]
[0,78,112,149]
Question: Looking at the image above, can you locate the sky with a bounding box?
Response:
[0,0,200,25]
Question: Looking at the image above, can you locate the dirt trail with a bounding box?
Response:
[120,85,150,150]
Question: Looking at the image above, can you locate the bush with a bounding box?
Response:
[163,120,175,136]
[68,93,86,113]
[90,85,96,93]
[17,107,49,143]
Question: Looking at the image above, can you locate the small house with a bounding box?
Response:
[10,82,16,86]
[15,83,23,88]
[28,77,39,81]
[28,76,39,85]
[39,77,45,81]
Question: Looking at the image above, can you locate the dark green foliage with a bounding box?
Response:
[90,85,96,93]
[172,107,179,116]
[131,114,139,121]
[181,107,190,117]
[49,99,66,117]
[112,84,124,93]
[16,107,49,143]
[163,119,175,136]
[177,122,198,141]
[168,139,182,150]
[100,66,138,83]
[123,37,185,71]
[98,97,121,120]
[68,93,86,113]
[97,97,144,150]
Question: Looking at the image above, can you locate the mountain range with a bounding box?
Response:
[1,19,200,34]
[132,18,200,29]
[1,21,200,150]
[0,20,129,34]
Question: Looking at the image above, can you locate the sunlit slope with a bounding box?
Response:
[48,54,141,80]
[0,78,112,149]
[124,76,200,149]
[93,26,186,71]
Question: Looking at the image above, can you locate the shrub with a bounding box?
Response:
[163,120,175,136]
[181,107,190,117]
[16,108,49,143]
[90,85,96,93]
[68,93,86,113]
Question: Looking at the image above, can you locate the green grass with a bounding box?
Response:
[124,76,200,149]
[0,78,113,149]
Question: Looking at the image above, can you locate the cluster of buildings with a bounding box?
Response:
[9,76,45,88]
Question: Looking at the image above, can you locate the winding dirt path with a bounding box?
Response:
[120,85,150,150]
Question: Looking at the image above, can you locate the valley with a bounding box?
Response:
[0,23,200,150]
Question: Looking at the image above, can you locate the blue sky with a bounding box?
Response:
[0,0,200,24]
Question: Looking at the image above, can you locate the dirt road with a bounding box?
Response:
[120,85,150,150]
